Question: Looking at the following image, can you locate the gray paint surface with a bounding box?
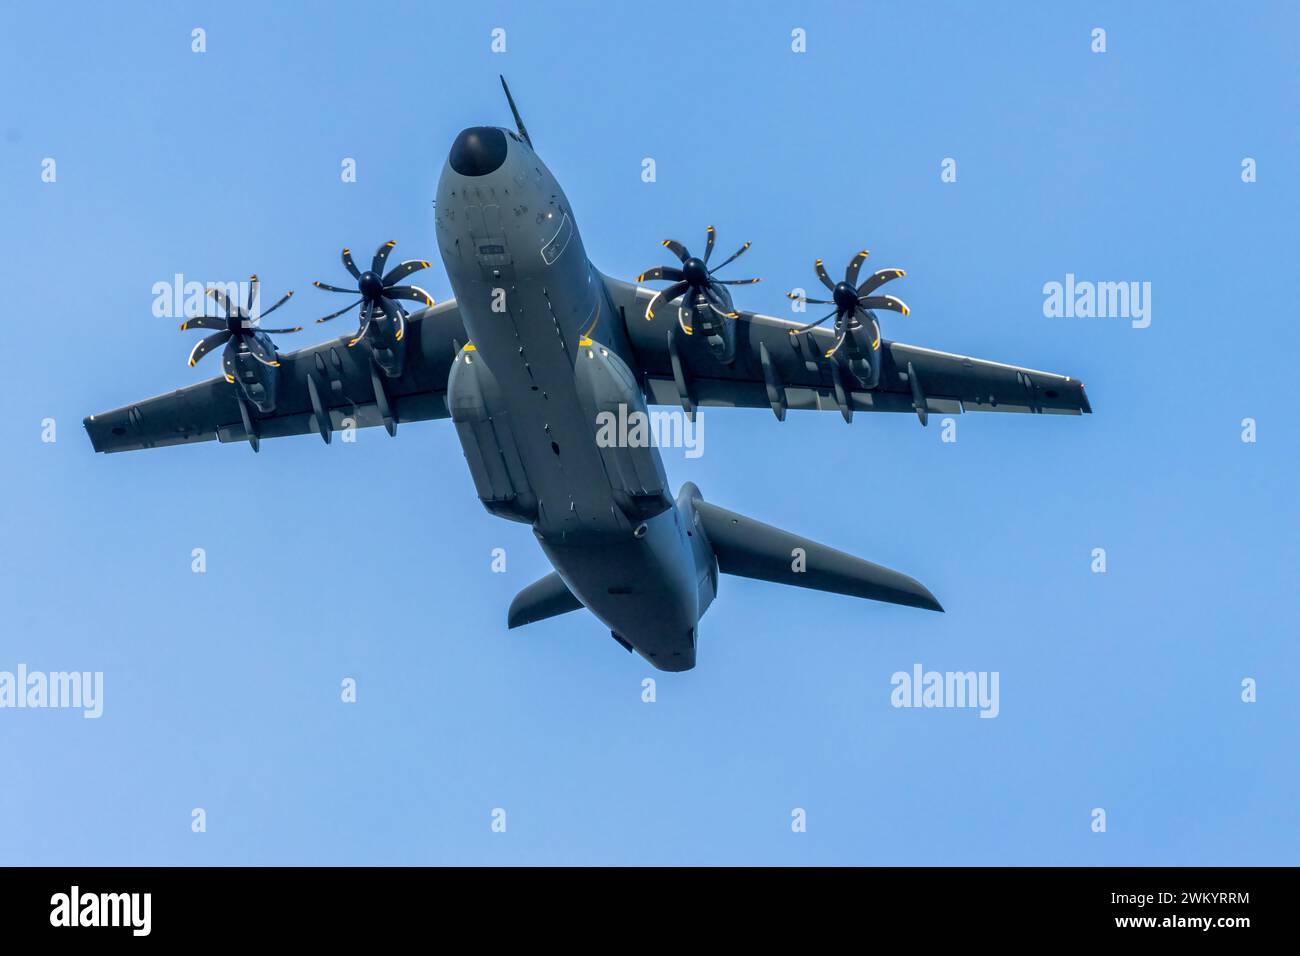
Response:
[84,87,1090,671]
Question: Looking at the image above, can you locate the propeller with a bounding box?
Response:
[313,241,435,347]
[637,225,760,335]
[787,251,909,357]
[180,275,300,373]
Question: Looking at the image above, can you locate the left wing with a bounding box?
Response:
[603,276,1091,422]
[84,301,465,453]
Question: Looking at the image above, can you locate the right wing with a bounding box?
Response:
[84,301,465,453]
[602,275,1091,421]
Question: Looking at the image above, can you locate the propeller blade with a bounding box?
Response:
[716,277,761,286]
[703,285,739,319]
[341,247,361,279]
[257,325,303,334]
[179,316,227,332]
[709,241,752,273]
[844,250,870,288]
[814,259,836,292]
[787,292,834,306]
[855,308,882,349]
[188,330,232,367]
[789,308,838,333]
[314,280,356,294]
[243,333,279,366]
[379,297,405,322]
[259,290,294,319]
[246,274,259,313]
[645,280,690,320]
[858,294,910,317]
[661,239,690,263]
[206,287,239,317]
[348,302,373,347]
[636,266,685,283]
[382,259,431,285]
[372,240,397,275]
[857,268,906,296]
[384,285,435,307]
[703,225,716,265]
[316,298,363,324]
[826,327,850,358]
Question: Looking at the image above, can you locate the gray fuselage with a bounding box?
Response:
[435,126,713,671]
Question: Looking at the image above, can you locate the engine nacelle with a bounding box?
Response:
[841,311,883,390]
[681,287,738,364]
[224,341,280,414]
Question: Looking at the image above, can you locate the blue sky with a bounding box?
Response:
[1,0,1296,865]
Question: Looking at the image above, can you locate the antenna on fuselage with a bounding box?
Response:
[499,74,532,148]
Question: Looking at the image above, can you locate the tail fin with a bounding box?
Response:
[692,499,943,612]
[507,571,583,629]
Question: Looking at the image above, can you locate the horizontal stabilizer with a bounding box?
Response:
[693,500,943,612]
[507,571,584,629]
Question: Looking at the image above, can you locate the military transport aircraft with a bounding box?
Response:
[84,79,1091,672]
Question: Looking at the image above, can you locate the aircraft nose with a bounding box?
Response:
[448,126,508,177]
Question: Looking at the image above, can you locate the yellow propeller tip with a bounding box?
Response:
[386,240,396,246]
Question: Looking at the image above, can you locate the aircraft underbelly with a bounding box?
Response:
[538,504,700,671]
[449,277,635,535]
[437,163,701,667]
